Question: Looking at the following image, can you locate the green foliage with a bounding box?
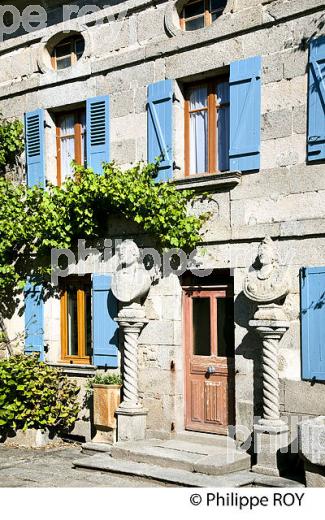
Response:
[0,354,80,434]
[0,162,206,303]
[88,373,123,387]
[0,114,24,172]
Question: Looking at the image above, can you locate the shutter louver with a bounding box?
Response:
[307,36,325,162]
[301,267,325,381]
[24,281,45,361]
[92,274,118,368]
[147,80,173,182]
[86,96,110,175]
[24,109,45,187]
[229,56,261,172]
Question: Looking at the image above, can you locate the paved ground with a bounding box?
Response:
[0,443,168,487]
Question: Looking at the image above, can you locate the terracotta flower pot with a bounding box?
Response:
[92,384,121,444]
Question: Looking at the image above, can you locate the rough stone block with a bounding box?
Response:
[110,90,135,118]
[242,23,293,56]
[284,49,308,80]
[262,52,284,84]
[298,416,325,465]
[261,133,306,169]
[137,7,167,44]
[116,409,147,442]
[284,379,325,416]
[261,109,292,141]
[292,104,307,134]
[288,163,325,194]
[111,113,146,141]
[139,321,174,346]
[111,139,136,165]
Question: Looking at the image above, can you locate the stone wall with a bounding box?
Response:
[1,0,325,441]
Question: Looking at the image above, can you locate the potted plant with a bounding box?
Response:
[87,374,122,444]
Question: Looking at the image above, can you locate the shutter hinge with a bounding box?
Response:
[173,93,180,103]
[173,161,181,170]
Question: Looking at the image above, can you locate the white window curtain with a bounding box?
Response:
[190,87,208,175]
[60,114,75,182]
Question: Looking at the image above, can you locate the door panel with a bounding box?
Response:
[184,286,235,434]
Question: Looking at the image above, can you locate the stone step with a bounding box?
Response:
[81,442,113,455]
[110,439,251,475]
[73,454,254,487]
[174,431,237,448]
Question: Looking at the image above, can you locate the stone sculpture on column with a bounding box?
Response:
[111,239,152,442]
[243,236,290,476]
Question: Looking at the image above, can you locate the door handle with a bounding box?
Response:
[206,366,216,374]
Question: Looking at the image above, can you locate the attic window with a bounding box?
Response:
[180,0,226,31]
[51,35,85,70]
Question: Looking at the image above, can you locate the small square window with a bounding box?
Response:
[180,0,226,31]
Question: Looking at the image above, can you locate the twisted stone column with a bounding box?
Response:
[250,320,290,477]
[116,319,147,410]
[250,322,289,426]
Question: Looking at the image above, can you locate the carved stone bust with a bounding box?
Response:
[111,240,152,306]
[243,236,289,305]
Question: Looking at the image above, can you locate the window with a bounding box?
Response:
[56,110,86,185]
[60,277,92,364]
[184,77,229,175]
[51,35,85,70]
[180,0,227,31]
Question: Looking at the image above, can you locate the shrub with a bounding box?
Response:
[88,373,122,387]
[0,354,80,435]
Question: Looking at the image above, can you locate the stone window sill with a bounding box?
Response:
[47,363,96,377]
[173,171,241,191]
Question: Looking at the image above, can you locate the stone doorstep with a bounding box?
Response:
[110,439,251,475]
[72,455,305,488]
[73,454,253,487]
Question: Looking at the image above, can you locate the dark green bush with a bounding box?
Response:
[0,354,80,435]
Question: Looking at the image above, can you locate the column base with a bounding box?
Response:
[252,423,289,477]
[116,407,148,442]
[92,427,117,445]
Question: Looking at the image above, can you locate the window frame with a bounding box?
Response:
[51,36,84,71]
[184,75,229,176]
[56,109,85,186]
[60,276,92,365]
[186,286,234,359]
[180,0,224,31]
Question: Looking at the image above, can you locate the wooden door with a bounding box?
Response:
[184,285,235,434]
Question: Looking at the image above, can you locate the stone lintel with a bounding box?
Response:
[174,171,241,192]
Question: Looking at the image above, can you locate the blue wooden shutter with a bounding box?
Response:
[92,274,118,368]
[86,96,110,175]
[24,109,45,187]
[147,79,173,182]
[229,56,261,172]
[24,281,44,361]
[308,36,325,162]
[301,267,325,381]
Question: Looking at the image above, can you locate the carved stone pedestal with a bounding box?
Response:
[250,319,290,476]
[253,423,289,476]
[115,317,148,442]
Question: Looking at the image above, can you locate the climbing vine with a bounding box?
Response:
[0,114,24,174]
[0,161,206,307]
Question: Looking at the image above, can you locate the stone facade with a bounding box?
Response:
[1,0,325,471]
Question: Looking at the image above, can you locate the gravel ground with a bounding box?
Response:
[0,443,167,487]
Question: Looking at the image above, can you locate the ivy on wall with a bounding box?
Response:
[0,161,206,310]
[0,114,24,174]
